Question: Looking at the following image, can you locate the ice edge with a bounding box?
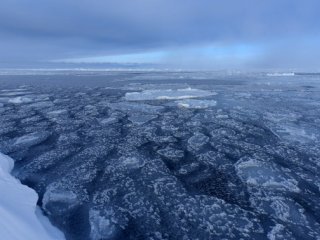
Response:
[0,152,65,240]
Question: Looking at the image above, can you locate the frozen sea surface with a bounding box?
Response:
[0,71,320,240]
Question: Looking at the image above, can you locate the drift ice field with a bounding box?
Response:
[0,70,320,240]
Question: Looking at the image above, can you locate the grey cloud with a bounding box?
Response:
[0,0,319,69]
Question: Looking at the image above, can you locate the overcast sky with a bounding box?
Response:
[1,0,320,70]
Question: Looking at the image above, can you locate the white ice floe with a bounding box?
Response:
[176,99,217,109]
[235,158,300,193]
[0,152,65,240]
[125,88,216,101]
[8,96,33,104]
[43,188,79,211]
[14,132,49,148]
[1,88,29,92]
[276,125,317,143]
[266,72,295,77]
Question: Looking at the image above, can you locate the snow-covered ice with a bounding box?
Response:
[0,152,65,240]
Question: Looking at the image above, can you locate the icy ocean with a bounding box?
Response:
[0,70,320,240]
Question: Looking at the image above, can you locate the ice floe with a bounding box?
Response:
[188,132,210,152]
[176,99,217,109]
[125,88,216,101]
[8,96,33,104]
[235,157,300,193]
[267,72,295,77]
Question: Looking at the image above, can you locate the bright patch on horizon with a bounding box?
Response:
[61,51,167,64]
[59,43,263,66]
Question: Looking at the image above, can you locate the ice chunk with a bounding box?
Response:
[100,117,118,125]
[42,183,83,216]
[15,134,42,145]
[13,132,49,149]
[120,156,145,169]
[89,209,117,240]
[236,157,299,192]
[177,162,200,176]
[43,188,79,212]
[188,132,209,152]
[0,91,32,96]
[8,96,33,104]
[275,124,317,143]
[176,99,217,109]
[157,147,184,162]
[128,113,157,125]
[125,88,216,101]
[267,224,294,240]
[267,72,295,77]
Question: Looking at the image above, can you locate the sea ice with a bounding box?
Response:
[267,72,295,77]
[125,88,216,101]
[176,99,217,109]
[187,132,210,152]
[128,113,157,125]
[157,147,184,162]
[100,117,118,125]
[89,209,117,240]
[0,152,65,240]
[8,96,33,104]
[108,102,163,114]
[267,224,294,240]
[13,132,49,149]
[235,157,300,193]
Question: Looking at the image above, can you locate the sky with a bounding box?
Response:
[0,0,320,70]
